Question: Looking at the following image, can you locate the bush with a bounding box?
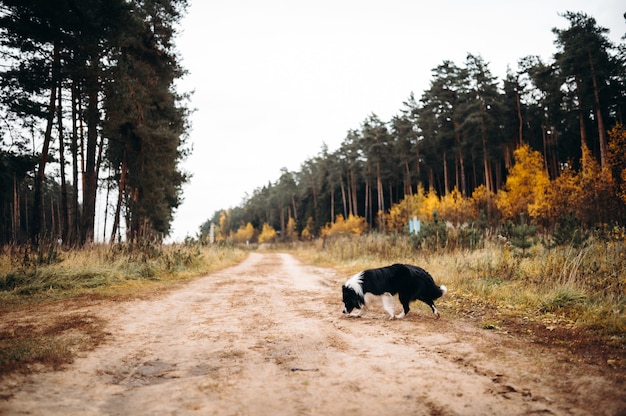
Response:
[551,212,589,248]
[320,214,368,238]
[409,212,448,250]
[258,223,278,244]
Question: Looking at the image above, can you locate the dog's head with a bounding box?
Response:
[342,285,363,315]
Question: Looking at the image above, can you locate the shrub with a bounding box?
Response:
[258,223,278,244]
[231,223,255,244]
[551,212,589,248]
[320,214,368,238]
[410,211,448,250]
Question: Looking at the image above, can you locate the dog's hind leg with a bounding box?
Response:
[428,301,440,318]
[417,296,441,319]
[381,293,396,319]
[396,294,412,319]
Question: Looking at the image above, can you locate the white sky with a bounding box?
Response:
[168,0,625,242]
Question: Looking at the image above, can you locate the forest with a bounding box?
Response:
[0,0,190,246]
[0,5,625,249]
[201,11,626,245]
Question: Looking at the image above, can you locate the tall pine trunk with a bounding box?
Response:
[479,99,493,193]
[70,79,81,245]
[110,148,126,244]
[57,78,69,244]
[574,74,589,153]
[588,51,608,168]
[81,59,100,244]
[31,42,59,246]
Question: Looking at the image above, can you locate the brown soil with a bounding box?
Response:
[0,252,624,415]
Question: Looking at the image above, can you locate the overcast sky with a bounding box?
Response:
[167,0,625,242]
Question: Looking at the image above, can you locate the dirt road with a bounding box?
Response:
[1,253,624,415]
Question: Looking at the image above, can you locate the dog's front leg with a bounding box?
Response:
[382,293,396,319]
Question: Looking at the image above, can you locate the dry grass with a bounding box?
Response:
[0,243,247,377]
[0,243,247,310]
[1,238,623,377]
[291,235,626,336]
[0,313,107,377]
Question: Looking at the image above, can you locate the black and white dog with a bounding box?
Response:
[342,264,447,319]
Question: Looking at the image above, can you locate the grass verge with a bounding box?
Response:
[0,243,247,378]
[290,235,625,370]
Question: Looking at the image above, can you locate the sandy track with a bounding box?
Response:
[1,252,624,415]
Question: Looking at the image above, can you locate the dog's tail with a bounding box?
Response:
[439,285,447,296]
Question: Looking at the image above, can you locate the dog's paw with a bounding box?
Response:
[395,312,406,319]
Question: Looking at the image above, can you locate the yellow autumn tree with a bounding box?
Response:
[320,214,368,237]
[419,190,441,221]
[607,123,626,205]
[300,217,315,240]
[258,223,278,243]
[217,210,230,241]
[539,165,583,225]
[579,144,616,225]
[284,217,298,241]
[438,187,476,226]
[386,186,428,232]
[468,184,498,222]
[496,144,550,221]
[231,222,255,244]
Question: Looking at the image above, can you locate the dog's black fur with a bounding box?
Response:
[342,264,447,319]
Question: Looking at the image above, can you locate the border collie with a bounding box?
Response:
[342,264,447,319]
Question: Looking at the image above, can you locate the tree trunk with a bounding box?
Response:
[574,73,588,153]
[428,168,435,192]
[329,186,335,222]
[350,170,358,216]
[32,43,59,246]
[364,180,369,224]
[376,162,384,230]
[12,175,20,242]
[516,87,523,146]
[339,177,347,218]
[70,79,81,245]
[291,195,298,222]
[479,100,492,193]
[404,159,412,197]
[81,59,100,244]
[588,51,608,168]
[57,78,69,244]
[443,150,449,196]
[453,121,466,196]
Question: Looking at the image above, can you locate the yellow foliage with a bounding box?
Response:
[218,211,229,241]
[579,144,616,224]
[386,202,409,232]
[300,217,315,240]
[538,166,584,224]
[212,224,225,243]
[438,188,476,225]
[469,185,498,219]
[419,191,439,221]
[321,214,368,237]
[496,144,550,221]
[387,186,480,231]
[385,186,431,232]
[608,123,626,205]
[231,222,255,244]
[285,217,298,241]
[258,223,278,244]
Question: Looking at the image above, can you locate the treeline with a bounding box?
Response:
[202,11,626,242]
[0,0,189,246]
